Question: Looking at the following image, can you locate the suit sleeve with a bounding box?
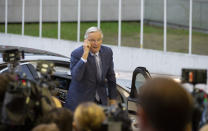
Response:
[70,52,86,81]
[106,49,118,99]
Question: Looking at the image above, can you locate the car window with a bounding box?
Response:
[1,64,35,81]
[17,64,35,80]
[130,67,151,98]
[135,73,146,92]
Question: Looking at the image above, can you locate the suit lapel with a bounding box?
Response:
[99,47,105,80]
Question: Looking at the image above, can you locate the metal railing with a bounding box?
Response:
[4,0,194,54]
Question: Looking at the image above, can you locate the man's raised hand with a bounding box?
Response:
[82,39,91,60]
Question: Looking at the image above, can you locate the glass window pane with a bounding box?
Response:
[121,22,140,48]
[101,0,118,46]
[0,0,5,33]
[121,0,140,48]
[24,0,39,37]
[135,73,145,91]
[192,1,208,55]
[144,0,163,50]
[167,0,189,53]
[78,0,97,42]
[8,0,21,35]
[42,0,58,39]
[61,0,77,41]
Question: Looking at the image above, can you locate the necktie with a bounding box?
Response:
[94,54,102,81]
[94,54,102,102]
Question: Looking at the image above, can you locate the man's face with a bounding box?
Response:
[87,31,103,54]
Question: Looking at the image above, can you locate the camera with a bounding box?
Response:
[2,49,22,63]
[182,68,208,131]
[182,68,207,85]
[101,103,132,131]
[0,49,58,131]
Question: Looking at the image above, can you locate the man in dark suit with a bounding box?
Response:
[65,27,118,111]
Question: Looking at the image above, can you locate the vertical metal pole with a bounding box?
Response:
[77,0,81,43]
[189,0,192,55]
[22,0,25,36]
[97,0,101,29]
[5,0,8,34]
[163,0,167,52]
[118,0,122,47]
[39,0,42,38]
[140,0,144,48]
[58,0,61,40]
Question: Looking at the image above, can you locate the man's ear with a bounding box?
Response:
[137,105,148,129]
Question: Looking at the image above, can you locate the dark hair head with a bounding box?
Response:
[138,77,194,131]
[42,108,73,131]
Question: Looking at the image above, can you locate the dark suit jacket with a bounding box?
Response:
[65,45,118,111]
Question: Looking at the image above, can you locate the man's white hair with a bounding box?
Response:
[84,27,103,39]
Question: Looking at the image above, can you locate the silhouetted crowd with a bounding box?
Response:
[0,73,208,131]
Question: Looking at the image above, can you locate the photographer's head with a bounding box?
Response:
[73,102,106,131]
[0,74,15,102]
[32,123,59,131]
[137,77,194,131]
[42,108,73,131]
